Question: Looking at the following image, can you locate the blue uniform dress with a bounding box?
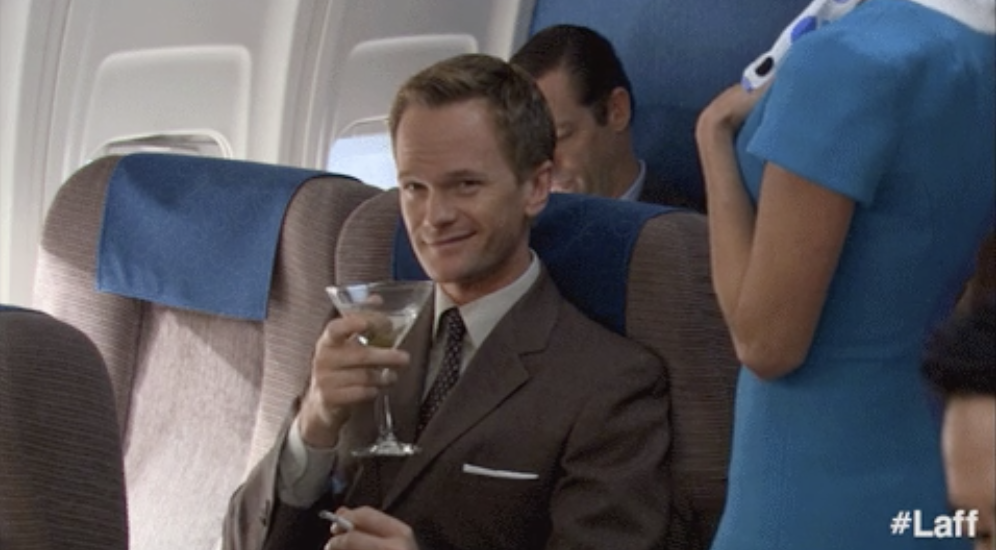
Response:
[709,1,995,549]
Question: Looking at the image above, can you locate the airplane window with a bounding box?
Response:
[327,118,397,190]
[88,131,231,162]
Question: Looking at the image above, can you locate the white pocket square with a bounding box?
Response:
[462,463,539,480]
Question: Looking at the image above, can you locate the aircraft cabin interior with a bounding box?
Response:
[2,0,993,549]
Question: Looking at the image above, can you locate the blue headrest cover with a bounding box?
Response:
[96,153,353,320]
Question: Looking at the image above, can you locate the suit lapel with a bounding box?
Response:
[381,271,560,510]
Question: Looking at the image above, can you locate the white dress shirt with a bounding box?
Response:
[617,160,648,202]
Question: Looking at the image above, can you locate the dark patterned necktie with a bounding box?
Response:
[417,307,466,436]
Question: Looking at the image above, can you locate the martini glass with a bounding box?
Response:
[326,280,433,458]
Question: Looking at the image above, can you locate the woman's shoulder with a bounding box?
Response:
[788,0,982,73]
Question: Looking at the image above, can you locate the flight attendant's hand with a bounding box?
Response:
[696,82,769,137]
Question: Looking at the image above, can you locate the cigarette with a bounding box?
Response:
[318,510,355,532]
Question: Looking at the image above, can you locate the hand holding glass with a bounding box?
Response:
[326,280,433,457]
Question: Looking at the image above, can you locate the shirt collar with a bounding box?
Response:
[617,160,647,202]
[432,252,541,348]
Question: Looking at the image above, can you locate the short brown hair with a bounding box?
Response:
[511,24,634,125]
[389,53,555,180]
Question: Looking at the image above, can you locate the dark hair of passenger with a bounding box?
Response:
[510,24,634,125]
[922,297,996,397]
[388,53,556,181]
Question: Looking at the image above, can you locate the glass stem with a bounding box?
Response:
[378,377,398,442]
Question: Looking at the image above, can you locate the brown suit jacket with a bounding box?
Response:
[223,270,671,550]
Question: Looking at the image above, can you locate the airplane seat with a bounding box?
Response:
[624,206,738,549]
[32,154,381,550]
[335,190,739,550]
[526,0,811,209]
[0,306,129,550]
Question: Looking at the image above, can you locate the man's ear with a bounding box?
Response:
[607,87,632,133]
[524,160,552,218]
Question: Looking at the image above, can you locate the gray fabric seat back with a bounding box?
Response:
[33,155,381,550]
[0,308,129,550]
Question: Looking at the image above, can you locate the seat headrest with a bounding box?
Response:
[393,193,676,334]
[95,153,356,320]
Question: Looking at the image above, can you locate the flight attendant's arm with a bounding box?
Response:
[696,84,854,380]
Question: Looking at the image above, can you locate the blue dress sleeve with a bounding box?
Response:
[746,30,905,206]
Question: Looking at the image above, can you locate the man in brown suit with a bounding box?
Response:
[223,53,670,550]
